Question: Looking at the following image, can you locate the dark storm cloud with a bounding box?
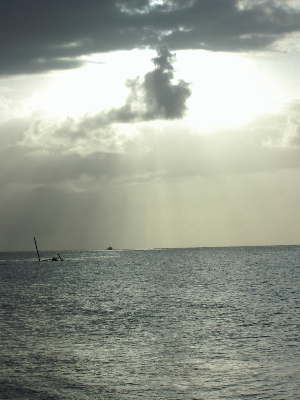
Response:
[1,0,300,75]
[107,47,191,121]
[143,48,191,119]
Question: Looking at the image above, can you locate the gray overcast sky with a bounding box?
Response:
[1,0,300,250]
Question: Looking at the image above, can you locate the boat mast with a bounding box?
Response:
[34,236,41,262]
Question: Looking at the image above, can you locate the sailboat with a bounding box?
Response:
[34,236,63,262]
[34,236,41,262]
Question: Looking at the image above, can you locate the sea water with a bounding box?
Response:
[0,246,299,400]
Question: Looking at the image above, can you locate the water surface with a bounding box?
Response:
[0,246,299,399]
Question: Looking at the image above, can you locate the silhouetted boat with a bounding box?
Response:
[34,236,63,262]
[106,246,113,250]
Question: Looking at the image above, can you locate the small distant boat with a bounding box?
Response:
[106,246,113,250]
[34,236,64,262]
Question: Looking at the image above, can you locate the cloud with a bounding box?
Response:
[107,47,191,121]
[3,101,300,193]
[143,48,191,119]
[18,47,191,146]
[2,103,300,249]
[1,0,300,75]
[282,101,300,146]
[258,101,300,148]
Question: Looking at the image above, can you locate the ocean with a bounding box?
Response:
[0,246,299,400]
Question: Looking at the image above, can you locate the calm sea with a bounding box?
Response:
[0,246,299,400]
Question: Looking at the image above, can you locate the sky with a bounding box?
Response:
[1,0,300,251]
